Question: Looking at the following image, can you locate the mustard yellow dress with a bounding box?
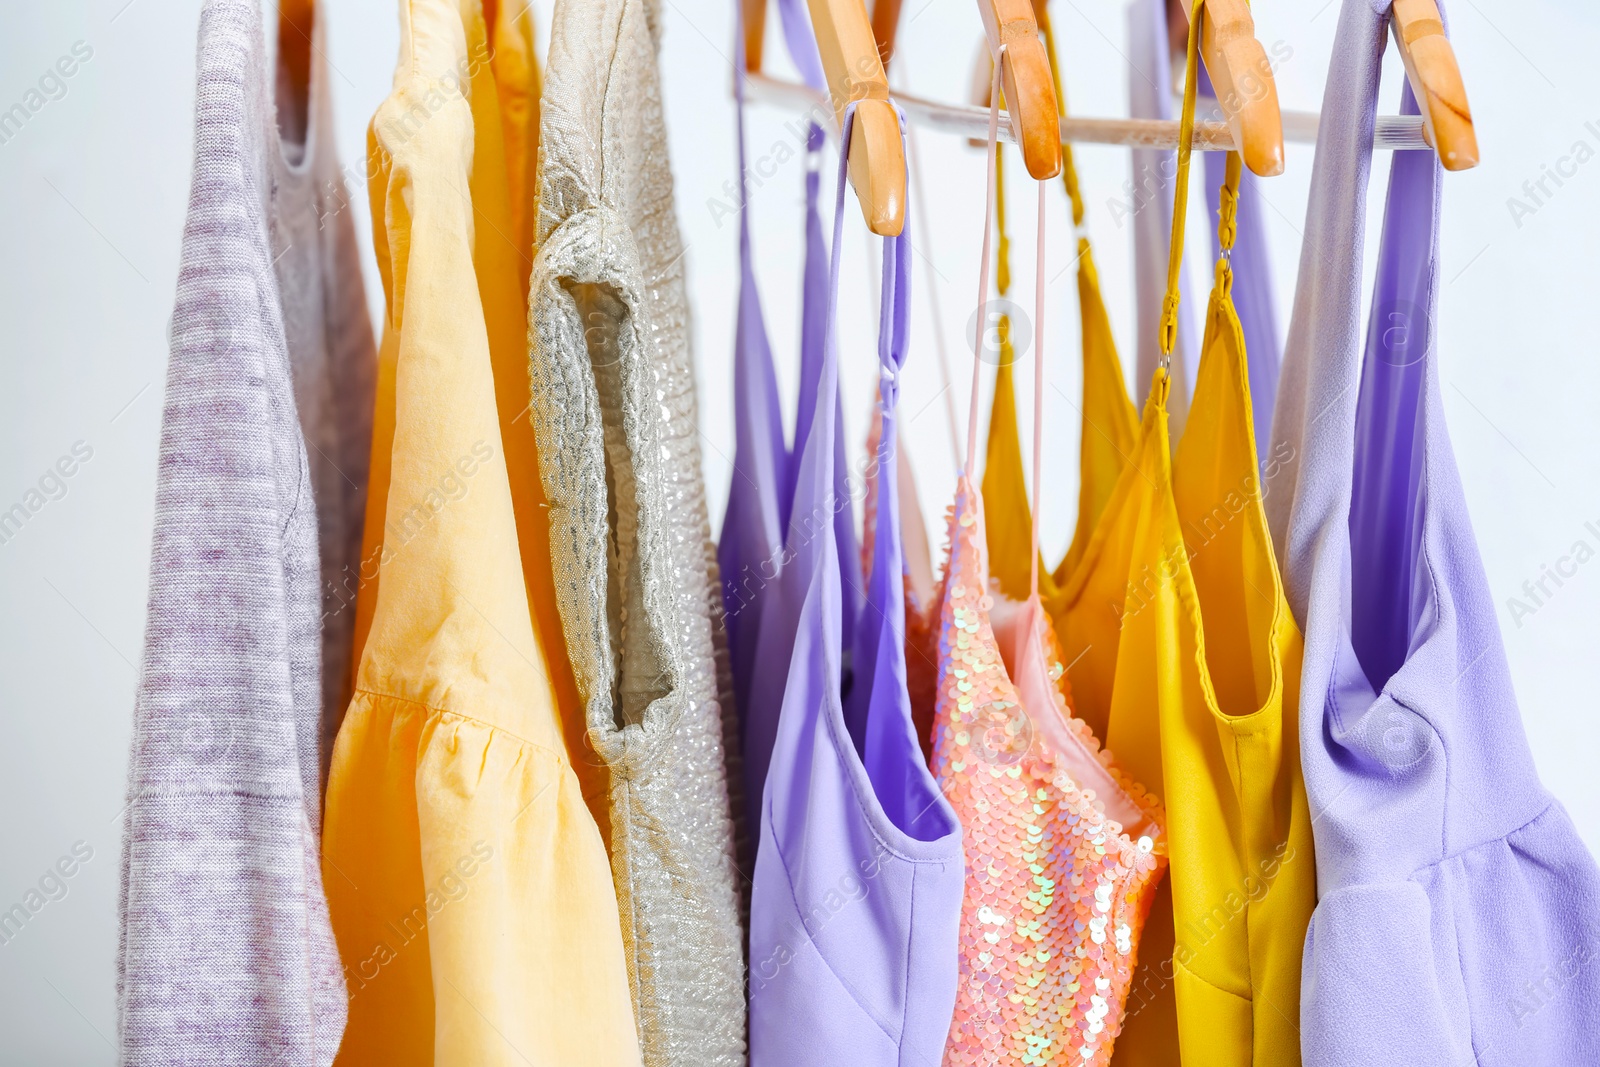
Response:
[1107,199,1314,1066]
[983,10,1315,1062]
[322,2,640,1064]
[1110,22,1315,1064]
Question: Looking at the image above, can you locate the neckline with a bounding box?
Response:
[272,3,319,180]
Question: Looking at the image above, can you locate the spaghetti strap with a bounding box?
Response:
[747,103,965,1067]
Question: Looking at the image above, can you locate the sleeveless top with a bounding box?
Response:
[748,105,965,1066]
[934,475,1168,1067]
[937,68,1167,1067]
[1267,3,1600,1064]
[716,2,789,764]
[120,2,366,1060]
[321,1,641,1062]
[861,404,940,764]
[1108,16,1315,1062]
[527,0,748,1060]
[721,0,862,831]
[976,126,1140,748]
[980,149,1062,607]
[973,6,1149,755]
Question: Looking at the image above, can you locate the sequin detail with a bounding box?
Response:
[934,478,1167,1067]
[527,0,746,1061]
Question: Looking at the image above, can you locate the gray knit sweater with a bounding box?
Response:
[117,1,373,1062]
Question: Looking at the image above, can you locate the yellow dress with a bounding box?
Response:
[980,148,1055,605]
[984,7,1316,1060]
[1109,256,1314,1067]
[1109,14,1316,1061]
[322,2,641,1064]
[980,225,1138,743]
[486,0,541,293]
[1036,235,1139,746]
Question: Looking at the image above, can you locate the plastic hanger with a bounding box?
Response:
[1390,0,1478,170]
[1181,0,1284,177]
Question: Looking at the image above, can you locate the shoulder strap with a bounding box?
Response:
[1264,0,1388,607]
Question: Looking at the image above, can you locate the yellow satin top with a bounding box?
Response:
[1110,23,1316,1063]
[1108,247,1314,1065]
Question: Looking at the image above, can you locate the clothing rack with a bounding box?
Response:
[745,71,1433,152]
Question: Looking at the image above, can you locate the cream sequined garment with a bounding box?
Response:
[528,0,746,1064]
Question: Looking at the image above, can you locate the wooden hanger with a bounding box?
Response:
[972,0,1062,180]
[871,0,1059,180]
[745,0,1442,155]
[870,0,904,69]
[807,0,907,235]
[742,0,767,72]
[741,0,905,235]
[1390,0,1478,170]
[1182,0,1284,177]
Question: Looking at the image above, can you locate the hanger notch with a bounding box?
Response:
[807,0,908,235]
[974,0,1063,180]
[1391,0,1478,170]
[1187,0,1284,177]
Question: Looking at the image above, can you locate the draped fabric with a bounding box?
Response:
[528,0,749,1057]
[722,0,861,832]
[748,106,964,1067]
[119,2,367,1060]
[1267,3,1600,1064]
[322,3,640,1062]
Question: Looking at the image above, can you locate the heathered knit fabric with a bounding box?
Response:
[270,5,378,778]
[117,2,372,1062]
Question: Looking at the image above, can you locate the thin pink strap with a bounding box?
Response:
[904,90,964,468]
[964,49,1006,478]
[1029,179,1046,599]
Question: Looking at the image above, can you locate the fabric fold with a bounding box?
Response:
[1267,4,1600,1064]
[748,105,965,1067]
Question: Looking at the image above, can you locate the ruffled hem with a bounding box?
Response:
[322,690,642,1067]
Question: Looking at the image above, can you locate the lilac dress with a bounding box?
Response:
[1267,3,1600,1064]
[748,106,963,1065]
[717,14,789,769]
[722,0,861,830]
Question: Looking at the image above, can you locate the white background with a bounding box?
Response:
[1,0,1596,1060]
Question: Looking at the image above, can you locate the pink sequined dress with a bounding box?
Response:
[932,476,1167,1066]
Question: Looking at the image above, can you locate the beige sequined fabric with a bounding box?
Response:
[527,0,746,1063]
